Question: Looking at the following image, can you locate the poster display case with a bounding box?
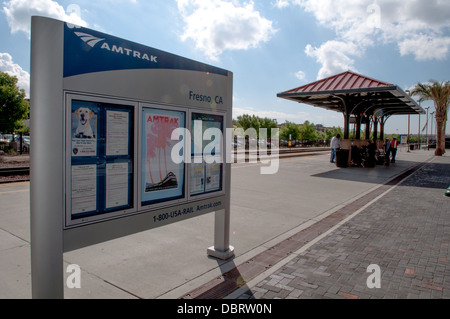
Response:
[140,105,186,207]
[190,112,224,197]
[65,95,137,227]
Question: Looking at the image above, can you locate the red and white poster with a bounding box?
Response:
[141,108,185,205]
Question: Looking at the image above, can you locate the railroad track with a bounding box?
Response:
[0,148,329,178]
[0,167,30,177]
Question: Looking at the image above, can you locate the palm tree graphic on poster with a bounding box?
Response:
[145,110,181,192]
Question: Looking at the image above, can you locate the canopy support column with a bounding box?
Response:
[364,116,371,140]
[335,95,351,140]
[355,115,362,140]
[344,113,350,139]
[380,117,385,141]
[373,117,379,141]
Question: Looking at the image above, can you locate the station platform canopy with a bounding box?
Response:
[277,70,425,140]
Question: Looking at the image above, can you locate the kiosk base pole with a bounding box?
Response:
[207,246,235,260]
[207,209,235,260]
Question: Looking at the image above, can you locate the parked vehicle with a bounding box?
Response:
[428,138,450,149]
[13,135,31,153]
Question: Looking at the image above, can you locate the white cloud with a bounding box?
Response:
[398,34,450,61]
[0,52,30,96]
[176,0,277,60]
[3,0,88,37]
[272,0,290,9]
[234,106,309,123]
[277,0,450,78]
[294,70,306,81]
[305,41,361,79]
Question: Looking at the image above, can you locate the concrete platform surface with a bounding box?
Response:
[0,148,447,299]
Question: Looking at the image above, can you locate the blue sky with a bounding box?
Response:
[1,0,449,135]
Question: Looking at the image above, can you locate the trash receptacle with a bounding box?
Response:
[336,149,349,168]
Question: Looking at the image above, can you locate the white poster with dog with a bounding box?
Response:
[71,103,98,157]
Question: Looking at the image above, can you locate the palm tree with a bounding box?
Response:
[411,80,450,156]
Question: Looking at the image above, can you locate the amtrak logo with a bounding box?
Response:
[74,32,105,48]
[74,31,158,63]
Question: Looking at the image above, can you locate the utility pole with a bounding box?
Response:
[405,90,411,152]
[407,114,410,152]
[431,111,435,142]
[418,102,421,150]
[425,106,429,150]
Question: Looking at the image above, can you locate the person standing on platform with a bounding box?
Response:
[330,134,341,163]
[390,136,398,163]
[366,140,376,167]
[384,137,391,166]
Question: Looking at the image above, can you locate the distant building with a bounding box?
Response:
[315,124,326,132]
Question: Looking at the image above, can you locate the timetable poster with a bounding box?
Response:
[105,162,129,209]
[205,163,221,192]
[191,113,223,157]
[71,164,97,215]
[190,161,205,195]
[190,113,224,196]
[106,110,129,156]
[142,108,185,205]
[71,101,98,157]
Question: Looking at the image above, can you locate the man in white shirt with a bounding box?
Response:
[330,134,341,163]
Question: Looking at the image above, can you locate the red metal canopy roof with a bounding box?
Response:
[278,70,425,116]
[284,71,394,94]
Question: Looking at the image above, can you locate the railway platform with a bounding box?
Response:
[0,148,448,299]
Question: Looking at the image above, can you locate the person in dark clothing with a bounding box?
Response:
[366,140,376,167]
[384,138,391,166]
[390,136,398,163]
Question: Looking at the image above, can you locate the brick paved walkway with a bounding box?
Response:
[238,157,450,299]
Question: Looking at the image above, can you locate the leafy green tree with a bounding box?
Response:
[280,121,300,141]
[411,80,450,156]
[258,117,278,139]
[236,114,257,131]
[325,127,343,141]
[235,114,277,139]
[0,72,29,133]
[298,121,318,141]
[316,130,326,141]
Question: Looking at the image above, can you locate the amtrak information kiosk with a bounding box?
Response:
[30,16,233,298]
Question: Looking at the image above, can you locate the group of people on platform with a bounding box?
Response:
[330,134,398,167]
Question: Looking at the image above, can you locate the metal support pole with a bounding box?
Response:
[425,107,429,150]
[344,113,350,140]
[207,168,234,260]
[418,105,421,150]
[407,114,410,152]
[208,208,235,260]
[208,79,234,261]
[355,115,361,140]
[30,16,65,299]
[365,116,371,140]
[431,112,435,144]
[373,117,378,142]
